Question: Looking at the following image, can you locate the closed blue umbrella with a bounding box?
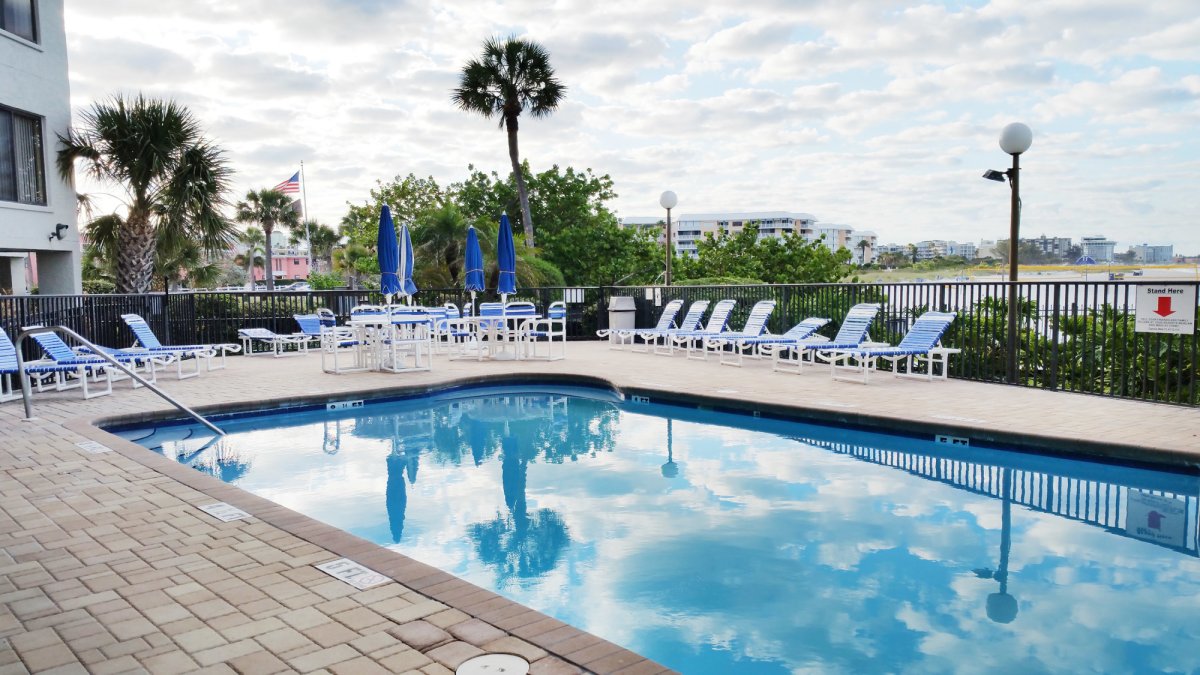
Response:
[464,225,485,314]
[377,205,401,303]
[399,223,418,302]
[497,213,517,301]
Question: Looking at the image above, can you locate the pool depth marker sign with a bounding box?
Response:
[1134,285,1196,335]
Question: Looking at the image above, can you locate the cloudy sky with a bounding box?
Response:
[64,0,1200,253]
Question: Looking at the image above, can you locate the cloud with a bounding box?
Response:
[60,0,1200,254]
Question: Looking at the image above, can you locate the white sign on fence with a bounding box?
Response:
[315,558,390,590]
[563,288,585,304]
[1134,285,1196,335]
[1125,490,1187,548]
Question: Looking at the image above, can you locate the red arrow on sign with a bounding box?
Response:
[1154,296,1175,317]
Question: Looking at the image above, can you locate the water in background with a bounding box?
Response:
[120,386,1200,674]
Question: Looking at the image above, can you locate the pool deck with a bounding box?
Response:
[1,342,1197,674]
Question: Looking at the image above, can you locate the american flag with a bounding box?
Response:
[273,171,301,194]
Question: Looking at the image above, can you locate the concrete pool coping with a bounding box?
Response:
[2,342,1198,674]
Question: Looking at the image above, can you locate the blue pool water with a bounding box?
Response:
[116,385,1200,674]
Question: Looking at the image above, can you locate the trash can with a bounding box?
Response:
[607,296,637,343]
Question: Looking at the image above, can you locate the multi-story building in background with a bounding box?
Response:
[1080,235,1117,262]
[0,0,79,294]
[1131,244,1173,264]
[1024,235,1073,258]
[621,211,877,261]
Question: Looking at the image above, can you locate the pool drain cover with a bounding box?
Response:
[456,653,530,675]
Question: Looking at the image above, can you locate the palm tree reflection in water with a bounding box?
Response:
[374,393,621,585]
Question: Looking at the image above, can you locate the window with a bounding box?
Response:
[0,106,47,206]
[1,0,36,42]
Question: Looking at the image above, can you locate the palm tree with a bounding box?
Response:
[332,243,371,290]
[857,239,871,266]
[412,203,468,286]
[56,95,235,293]
[81,212,223,290]
[236,227,267,289]
[234,189,298,290]
[290,221,339,272]
[452,36,565,249]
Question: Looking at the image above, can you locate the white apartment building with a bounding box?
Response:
[1131,244,1173,264]
[622,211,870,260]
[913,240,976,261]
[0,0,79,294]
[1080,235,1117,262]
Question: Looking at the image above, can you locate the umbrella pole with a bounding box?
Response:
[470,291,476,317]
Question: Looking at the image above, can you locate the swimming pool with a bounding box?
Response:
[113,384,1200,674]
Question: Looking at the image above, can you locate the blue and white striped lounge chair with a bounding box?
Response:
[667,299,739,358]
[523,301,567,361]
[237,327,315,357]
[597,299,684,350]
[698,299,778,361]
[631,300,711,354]
[772,303,881,374]
[827,311,959,384]
[0,329,118,401]
[24,328,167,397]
[121,313,240,375]
[712,316,831,367]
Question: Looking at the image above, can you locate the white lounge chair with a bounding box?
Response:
[121,313,240,375]
[238,327,315,357]
[772,303,881,374]
[826,311,959,384]
[631,300,709,353]
[697,299,778,361]
[597,299,684,350]
[667,299,738,358]
[712,316,831,367]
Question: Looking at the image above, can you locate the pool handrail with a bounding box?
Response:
[14,325,224,436]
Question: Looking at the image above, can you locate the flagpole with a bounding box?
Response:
[300,161,314,271]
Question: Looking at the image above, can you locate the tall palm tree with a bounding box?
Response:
[234,189,298,290]
[236,227,267,289]
[857,239,871,266]
[452,36,565,249]
[56,95,235,294]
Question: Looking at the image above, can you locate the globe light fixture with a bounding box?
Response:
[983,123,1033,385]
[659,191,678,286]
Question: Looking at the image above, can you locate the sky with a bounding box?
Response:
[63,0,1200,253]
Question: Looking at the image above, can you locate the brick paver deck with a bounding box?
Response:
[1,342,1197,674]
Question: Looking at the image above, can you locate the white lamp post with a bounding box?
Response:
[659,191,678,286]
[986,123,1033,385]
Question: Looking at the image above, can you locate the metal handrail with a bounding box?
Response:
[15,325,224,436]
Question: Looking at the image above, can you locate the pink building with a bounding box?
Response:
[252,253,311,282]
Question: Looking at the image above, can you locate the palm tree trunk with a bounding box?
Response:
[505,115,535,248]
[117,210,156,294]
[262,223,275,291]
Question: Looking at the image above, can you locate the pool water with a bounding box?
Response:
[116,385,1200,674]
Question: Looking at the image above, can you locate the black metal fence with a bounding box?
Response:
[1,280,1196,405]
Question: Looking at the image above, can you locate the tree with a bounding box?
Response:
[453,36,566,248]
[332,243,372,290]
[235,227,266,289]
[56,95,235,293]
[672,223,854,284]
[290,222,340,272]
[81,212,224,290]
[450,164,652,285]
[341,174,444,249]
[234,189,298,290]
[857,239,871,265]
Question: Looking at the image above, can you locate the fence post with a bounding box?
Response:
[1049,283,1060,391]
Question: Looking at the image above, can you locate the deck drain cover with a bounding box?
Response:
[456,653,529,675]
